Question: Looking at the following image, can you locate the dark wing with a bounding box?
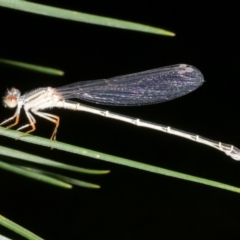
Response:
[56,64,204,106]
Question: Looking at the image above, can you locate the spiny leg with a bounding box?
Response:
[33,111,60,140]
[0,109,21,130]
[17,110,37,131]
[16,110,37,139]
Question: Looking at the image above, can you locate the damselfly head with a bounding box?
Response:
[3,88,21,108]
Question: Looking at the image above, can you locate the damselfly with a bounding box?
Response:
[1,64,239,160]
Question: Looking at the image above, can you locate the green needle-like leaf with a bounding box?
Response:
[0,145,109,174]
[0,58,64,75]
[0,0,175,36]
[24,167,101,188]
[0,160,72,188]
[1,126,240,193]
[0,214,44,240]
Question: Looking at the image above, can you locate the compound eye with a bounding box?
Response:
[3,96,18,108]
[3,88,20,108]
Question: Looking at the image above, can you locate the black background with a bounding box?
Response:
[0,1,240,239]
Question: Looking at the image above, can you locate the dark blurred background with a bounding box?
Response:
[0,1,240,239]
